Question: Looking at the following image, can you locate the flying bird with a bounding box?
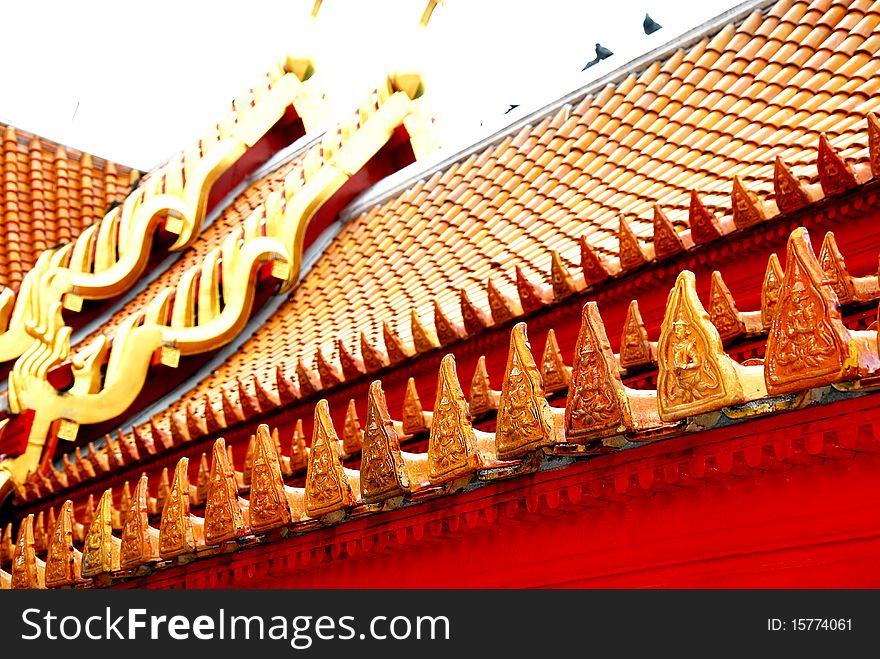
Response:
[582,43,614,70]
[504,104,520,115]
[643,14,662,35]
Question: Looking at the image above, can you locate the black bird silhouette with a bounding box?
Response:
[643,14,662,35]
[504,104,520,115]
[582,43,614,70]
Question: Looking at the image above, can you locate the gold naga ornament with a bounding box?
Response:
[0,58,325,364]
[0,68,437,503]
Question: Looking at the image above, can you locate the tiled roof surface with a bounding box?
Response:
[0,124,137,287]
[148,0,880,423]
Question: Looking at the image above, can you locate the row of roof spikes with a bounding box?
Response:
[19,205,880,502]
[32,114,880,496]
[137,114,880,444]
[6,219,880,582]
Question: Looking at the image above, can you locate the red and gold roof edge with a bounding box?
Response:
[56,117,880,478]
[5,215,880,586]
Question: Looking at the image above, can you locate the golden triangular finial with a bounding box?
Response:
[652,205,686,259]
[276,363,300,404]
[203,394,225,434]
[515,266,550,313]
[159,458,197,559]
[469,354,500,416]
[459,288,491,335]
[619,300,655,369]
[11,515,44,588]
[687,190,723,244]
[496,323,559,459]
[289,419,309,473]
[731,176,768,229]
[765,227,855,394]
[411,308,439,353]
[817,133,857,196]
[249,424,292,532]
[33,511,47,554]
[818,231,855,304]
[360,381,411,504]
[708,271,745,342]
[549,250,577,300]
[131,425,156,458]
[316,346,343,388]
[296,357,320,398]
[433,299,464,346]
[45,500,82,588]
[657,271,765,420]
[195,452,210,505]
[618,216,649,271]
[428,354,478,484]
[82,488,120,578]
[580,235,615,285]
[487,276,521,323]
[761,253,784,328]
[237,376,262,418]
[120,473,159,570]
[360,330,389,371]
[402,377,430,435]
[337,338,365,379]
[186,400,206,440]
[565,302,631,441]
[305,400,352,517]
[383,320,413,364]
[541,329,571,394]
[773,156,811,213]
[204,438,250,544]
[342,399,364,457]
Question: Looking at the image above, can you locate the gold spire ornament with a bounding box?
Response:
[360,381,412,504]
[11,514,45,589]
[305,400,353,518]
[469,355,500,416]
[428,355,480,484]
[120,474,160,570]
[81,489,121,578]
[402,377,431,435]
[495,323,562,459]
[342,399,364,457]
[159,458,201,559]
[657,271,767,420]
[249,425,293,532]
[45,500,84,588]
[765,228,879,394]
[541,329,571,394]
[204,438,251,544]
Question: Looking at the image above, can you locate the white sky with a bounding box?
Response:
[0,0,744,170]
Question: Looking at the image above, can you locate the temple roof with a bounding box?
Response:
[0,123,137,287]
[120,0,880,440]
[6,0,880,588]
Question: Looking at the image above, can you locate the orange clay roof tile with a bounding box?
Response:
[0,123,135,288]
